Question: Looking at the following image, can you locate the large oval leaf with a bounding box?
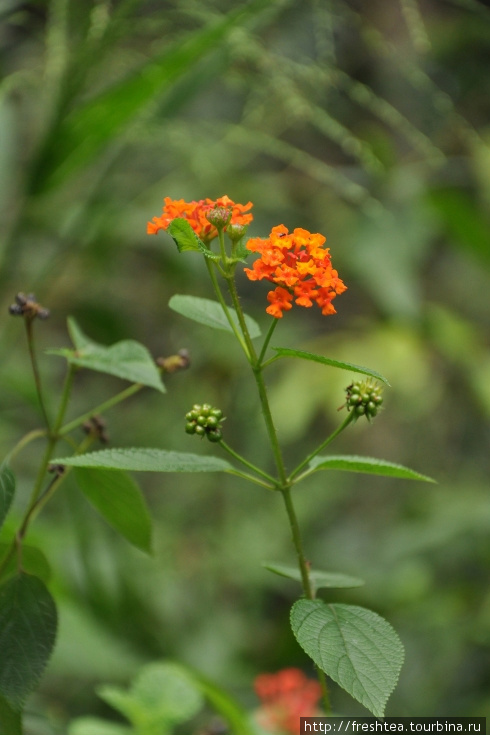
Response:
[0,573,57,707]
[308,455,435,482]
[0,694,22,734]
[263,562,364,589]
[290,599,404,717]
[49,318,165,393]
[0,464,15,532]
[74,469,152,554]
[271,347,390,385]
[169,295,261,339]
[52,448,233,473]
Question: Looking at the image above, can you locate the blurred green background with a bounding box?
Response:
[1,0,489,730]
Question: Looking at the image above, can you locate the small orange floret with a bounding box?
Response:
[245,225,346,318]
[254,668,322,734]
[266,287,293,318]
[147,195,253,242]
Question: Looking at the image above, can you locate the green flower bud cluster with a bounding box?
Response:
[345,379,383,421]
[185,404,224,442]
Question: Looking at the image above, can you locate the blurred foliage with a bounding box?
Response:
[0,0,489,730]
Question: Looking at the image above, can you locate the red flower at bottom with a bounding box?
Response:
[254,668,322,734]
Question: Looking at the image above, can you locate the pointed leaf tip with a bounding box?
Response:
[290,599,404,717]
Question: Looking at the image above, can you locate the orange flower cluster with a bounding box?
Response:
[147,195,253,242]
[254,668,322,734]
[244,225,347,318]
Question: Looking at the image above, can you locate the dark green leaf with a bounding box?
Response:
[49,318,165,393]
[290,599,404,717]
[0,573,57,707]
[53,448,233,473]
[0,464,15,532]
[74,469,152,554]
[0,545,51,584]
[263,563,364,589]
[271,348,390,385]
[0,694,22,735]
[308,455,435,482]
[169,295,261,339]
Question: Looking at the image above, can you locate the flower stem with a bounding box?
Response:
[205,258,250,358]
[25,317,51,432]
[219,440,278,487]
[258,317,279,365]
[289,411,355,482]
[59,382,143,437]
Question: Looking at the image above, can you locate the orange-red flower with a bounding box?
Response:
[244,225,346,318]
[147,195,253,242]
[254,668,322,734]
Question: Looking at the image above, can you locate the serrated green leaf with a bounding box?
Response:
[68,718,132,735]
[308,455,435,482]
[74,469,152,554]
[290,599,404,717]
[98,662,203,730]
[0,545,51,584]
[166,218,204,253]
[0,573,57,707]
[169,295,261,338]
[0,694,22,735]
[271,348,390,385]
[263,563,364,589]
[166,218,221,261]
[0,464,15,532]
[53,448,233,473]
[50,318,165,392]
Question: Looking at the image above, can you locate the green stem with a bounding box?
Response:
[225,275,287,484]
[219,440,278,487]
[7,428,47,463]
[59,382,143,436]
[258,317,279,365]
[25,317,51,432]
[225,468,276,490]
[289,411,355,482]
[280,485,332,713]
[204,258,250,358]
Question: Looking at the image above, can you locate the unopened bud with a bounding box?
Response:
[227,223,248,242]
[156,349,190,373]
[206,206,232,230]
[8,292,50,320]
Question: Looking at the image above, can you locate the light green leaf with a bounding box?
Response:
[0,694,22,735]
[98,662,203,730]
[308,455,435,482]
[0,545,51,584]
[271,347,390,385]
[189,672,254,735]
[53,448,233,473]
[166,218,220,260]
[169,295,261,339]
[0,573,57,707]
[290,599,404,717]
[263,563,364,589]
[0,464,15,532]
[68,718,132,735]
[49,318,165,393]
[74,469,152,554]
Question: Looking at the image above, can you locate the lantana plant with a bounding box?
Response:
[0,195,434,731]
